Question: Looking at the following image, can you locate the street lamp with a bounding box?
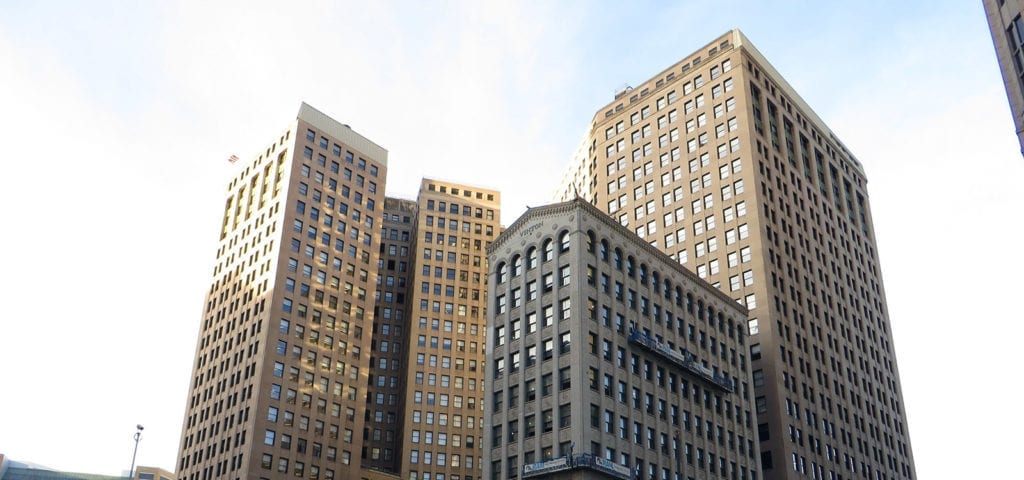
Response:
[128,424,144,479]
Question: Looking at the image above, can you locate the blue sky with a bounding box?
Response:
[1,1,1021,479]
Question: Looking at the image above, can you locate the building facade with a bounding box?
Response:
[176,103,388,480]
[363,197,419,472]
[555,30,916,480]
[485,199,760,480]
[984,0,1024,155]
[399,179,502,480]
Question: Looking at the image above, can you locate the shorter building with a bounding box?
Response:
[484,199,760,480]
[0,454,175,480]
[133,466,176,480]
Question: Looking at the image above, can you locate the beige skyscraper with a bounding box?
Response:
[360,180,500,480]
[556,30,916,480]
[176,103,388,480]
[983,0,1024,155]
[398,179,501,480]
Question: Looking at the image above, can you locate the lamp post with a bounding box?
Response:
[128,424,144,479]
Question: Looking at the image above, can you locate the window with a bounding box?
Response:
[543,239,554,261]
[494,325,505,347]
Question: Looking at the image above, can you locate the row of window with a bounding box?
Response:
[424,215,492,235]
[414,372,476,389]
[494,233,568,283]
[423,231,494,250]
[409,409,479,429]
[287,236,376,284]
[259,450,347,479]
[412,390,475,409]
[605,93,737,164]
[420,282,482,301]
[491,299,565,346]
[279,316,364,356]
[492,367,570,413]
[424,199,495,220]
[409,430,475,449]
[423,247,481,264]
[304,127,380,178]
[604,58,733,140]
[586,404,754,458]
[493,330,571,378]
[266,382,351,430]
[494,267,566,314]
[409,450,475,468]
[490,404,571,446]
[414,352,479,372]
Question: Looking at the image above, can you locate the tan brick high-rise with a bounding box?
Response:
[177,103,388,480]
[556,30,916,480]
[399,179,501,480]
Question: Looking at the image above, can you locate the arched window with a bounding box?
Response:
[497,262,508,283]
[613,248,623,270]
[559,230,571,252]
[639,264,648,283]
[512,255,523,276]
[697,300,705,320]
[542,239,554,262]
[600,240,609,261]
[675,287,683,307]
[586,230,596,253]
[526,247,538,270]
[626,256,636,277]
